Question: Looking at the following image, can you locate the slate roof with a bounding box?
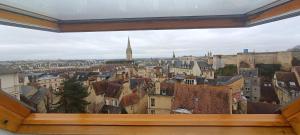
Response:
[275,72,300,92]
[172,84,230,114]
[20,85,38,99]
[129,78,151,89]
[260,79,280,104]
[29,87,49,105]
[247,102,280,114]
[101,105,122,114]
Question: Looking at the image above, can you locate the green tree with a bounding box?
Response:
[256,64,281,79]
[215,65,237,76]
[54,78,90,113]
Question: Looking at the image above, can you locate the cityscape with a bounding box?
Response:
[2,1,300,135]
[1,36,300,114]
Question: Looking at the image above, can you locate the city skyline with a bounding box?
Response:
[0,16,300,61]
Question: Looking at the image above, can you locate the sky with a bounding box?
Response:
[0,16,300,61]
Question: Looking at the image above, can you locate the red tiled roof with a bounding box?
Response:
[120,92,139,107]
[92,80,123,98]
[160,82,175,96]
[172,84,230,114]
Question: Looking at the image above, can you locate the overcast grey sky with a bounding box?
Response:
[1,16,300,61]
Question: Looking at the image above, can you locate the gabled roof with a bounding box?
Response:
[120,92,139,107]
[92,80,123,98]
[274,72,300,92]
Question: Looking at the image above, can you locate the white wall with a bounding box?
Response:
[0,73,20,100]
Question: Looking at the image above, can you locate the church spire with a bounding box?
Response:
[127,37,131,49]
[172,51,175,59]
[126,37,133,61]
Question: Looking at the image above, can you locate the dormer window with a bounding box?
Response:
[290,82,296,86]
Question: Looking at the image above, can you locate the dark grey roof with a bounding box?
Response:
[197,61,210,67]
[20,86,37,98]
[29,87,49,104]
[275,72,300,92]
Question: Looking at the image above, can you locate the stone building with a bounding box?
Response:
[213,51,300,71]
[148,80,175,114]
[0,66,21,100]
[170,60,214,79]
[86,80,123,113]
[273,72,300,105]
[120,89,148,114]
[36,75,64,92]
[239,68,261,102]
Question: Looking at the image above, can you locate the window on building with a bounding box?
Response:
[105,99,109,105]
[112,100,117,106]
[161,90,166,95]
[151,109,155,114]
[151,98,155,107]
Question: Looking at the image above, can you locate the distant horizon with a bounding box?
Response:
[1,16,300,61]
[1,48,299,62]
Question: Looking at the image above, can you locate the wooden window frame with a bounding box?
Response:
[0,0,300,32]
[1,90,300,134]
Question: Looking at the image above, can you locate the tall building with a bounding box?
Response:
[126,37,133,61]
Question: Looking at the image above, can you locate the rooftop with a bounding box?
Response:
[172,84,230,114]
[275,72,300,92]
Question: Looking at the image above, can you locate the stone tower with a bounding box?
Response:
[126,37,133,61]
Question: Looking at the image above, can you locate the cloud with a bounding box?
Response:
[0,16,300,60]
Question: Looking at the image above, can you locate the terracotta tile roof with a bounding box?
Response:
[172,84,230,114]
[120,92,139,107]
[160,82,175,96]
[92,80,123,98]
[247,102,280,114]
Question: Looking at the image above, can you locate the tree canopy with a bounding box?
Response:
[54,78,90,113]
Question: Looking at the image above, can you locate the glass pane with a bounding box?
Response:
[1,0,278,20]
[1,11,300,114]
